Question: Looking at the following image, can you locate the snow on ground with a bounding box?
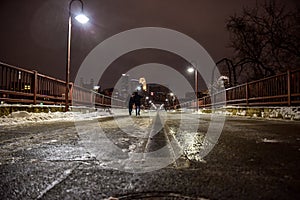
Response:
[188,106,300,120]
[1,106,299,127]
[0,109,122,127]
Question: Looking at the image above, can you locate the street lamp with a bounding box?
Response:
[65,0,89,112]
[187,65,198,112]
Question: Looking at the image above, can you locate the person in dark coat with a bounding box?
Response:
[133,92,143,116]
[128,93,134,116]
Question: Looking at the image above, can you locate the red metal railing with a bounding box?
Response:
[0,62,68,105]
[72,85,125,108]
[0,62,125,108]
[1,62,299,109]
[225,69,300,106]
[179,69,300,109]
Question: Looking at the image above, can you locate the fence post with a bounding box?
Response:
[90,91,94,105]
[69,83,73,107]
[33,70,38,105]
[245,82,249,106]
[287,70,291,106]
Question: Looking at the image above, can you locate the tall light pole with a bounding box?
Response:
[187,66,198,112]
[65,0,89,112]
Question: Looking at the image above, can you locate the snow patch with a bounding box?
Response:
[0,110,116,127]
[237,110,246,116]
[9,111,31,118]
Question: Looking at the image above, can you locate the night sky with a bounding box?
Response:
[1,0,299,90]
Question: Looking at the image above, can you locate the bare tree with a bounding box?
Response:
[225,0,300,83]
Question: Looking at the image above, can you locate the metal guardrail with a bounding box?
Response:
[179,69,300,109]
[72,84,125,108]
[0,62,65,105]
[0,62,126,108]
[1,62,299,109]
[224,69,300,106]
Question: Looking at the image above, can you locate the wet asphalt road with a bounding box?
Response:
[0,112,299,200]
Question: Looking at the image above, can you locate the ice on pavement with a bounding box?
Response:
[0,109,121,126]
[261,138,282,143]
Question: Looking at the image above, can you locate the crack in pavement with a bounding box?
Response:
[35,163,81,199]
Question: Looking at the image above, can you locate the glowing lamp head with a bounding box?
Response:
[75,14,89,24]
[187,67,195,73]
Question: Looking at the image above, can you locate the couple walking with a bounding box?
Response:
[129,92,143,116]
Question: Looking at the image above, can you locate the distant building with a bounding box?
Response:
[139,77,147,91]
[147,83,171,104]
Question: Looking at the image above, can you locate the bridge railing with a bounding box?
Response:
[178,69,300,109]
[72,85,125,108]
[226,69,300,106]
[0,62,68,105]
[1,62,299,109]
[0,62,125,108]
[0,62,35,104]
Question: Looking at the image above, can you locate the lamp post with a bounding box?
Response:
[187,66,198,112]
[65,0,89,112]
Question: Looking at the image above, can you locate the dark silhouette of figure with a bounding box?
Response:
[133,92,143,116]
[128,93,134,116]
